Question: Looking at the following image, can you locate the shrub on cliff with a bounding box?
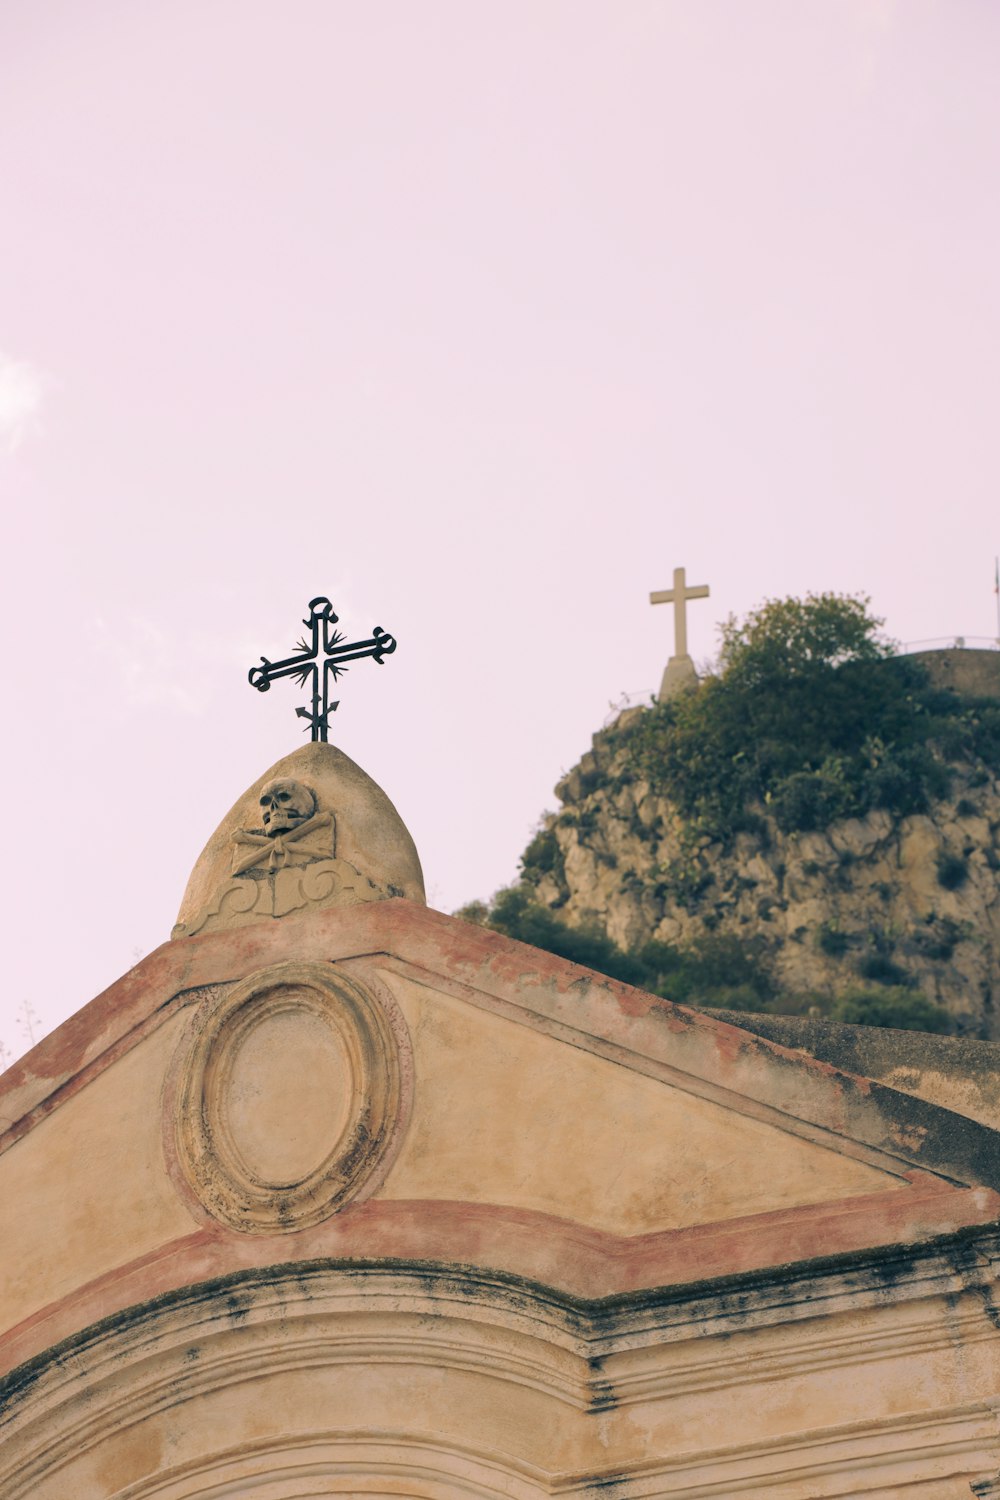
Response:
[519,824,565,890]
[461,888,775,1011]
[481,886,646,984]
[454,888,955,1032]
[631,593,997,839]
[829,986,954,1033]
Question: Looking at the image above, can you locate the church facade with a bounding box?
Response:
[2,743,999,1497]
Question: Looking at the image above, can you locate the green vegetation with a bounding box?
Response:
[828,986,953,1033]
[856,951,910,987]
[455,595,996,1037]
[913,915,964,962]
[456,886,774,1008]
[628,593,1000,841]
[935,849,969,891]
[455,888,956,1033]
[817,923,848,957]
[519,825,565,889]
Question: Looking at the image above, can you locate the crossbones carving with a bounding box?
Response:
[231,778,333,874]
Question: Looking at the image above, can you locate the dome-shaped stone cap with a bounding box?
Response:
[174,742,425,938]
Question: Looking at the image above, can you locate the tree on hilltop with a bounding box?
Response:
[633,592,997,838]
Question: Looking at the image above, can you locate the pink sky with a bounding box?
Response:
[2,1,1000,1054]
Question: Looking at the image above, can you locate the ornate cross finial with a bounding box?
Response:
[649,566,710,700]
[248,596,397,741]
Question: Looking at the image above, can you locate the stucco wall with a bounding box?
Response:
[3,903,1000,1497]
[904,647,1000,700]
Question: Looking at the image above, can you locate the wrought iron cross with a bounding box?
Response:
[248,596,397,741]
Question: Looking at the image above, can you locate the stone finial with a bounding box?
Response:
[172,742,425,939]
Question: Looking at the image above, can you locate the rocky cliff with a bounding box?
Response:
[524,699,1000,1038]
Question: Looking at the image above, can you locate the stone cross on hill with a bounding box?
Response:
[649,566,710,700]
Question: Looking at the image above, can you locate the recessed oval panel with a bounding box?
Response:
[223,1007,352,1187]
[171,963,408,1233]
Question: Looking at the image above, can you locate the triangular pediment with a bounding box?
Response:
[378,975,907,1236]
[2,899,999,1382]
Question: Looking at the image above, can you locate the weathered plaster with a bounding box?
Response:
[712,1009,1000,1131]
[379,972,899,1233]
[3,1253,1000,1499]
[0,1008,199,1336]
[3,899,1000,1496]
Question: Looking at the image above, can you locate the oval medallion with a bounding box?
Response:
[172,963,406,1232]
[223,1007,352,1187]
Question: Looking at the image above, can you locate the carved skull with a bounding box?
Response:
[259,778,316,837]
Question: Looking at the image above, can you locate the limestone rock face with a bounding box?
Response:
[532,709,1000,1035]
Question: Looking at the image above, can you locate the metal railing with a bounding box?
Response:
[898,636,1000,653]
[605,639,1000,723]
[604,691,655,724]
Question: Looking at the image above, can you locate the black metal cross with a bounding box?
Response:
[248,596,397,741]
